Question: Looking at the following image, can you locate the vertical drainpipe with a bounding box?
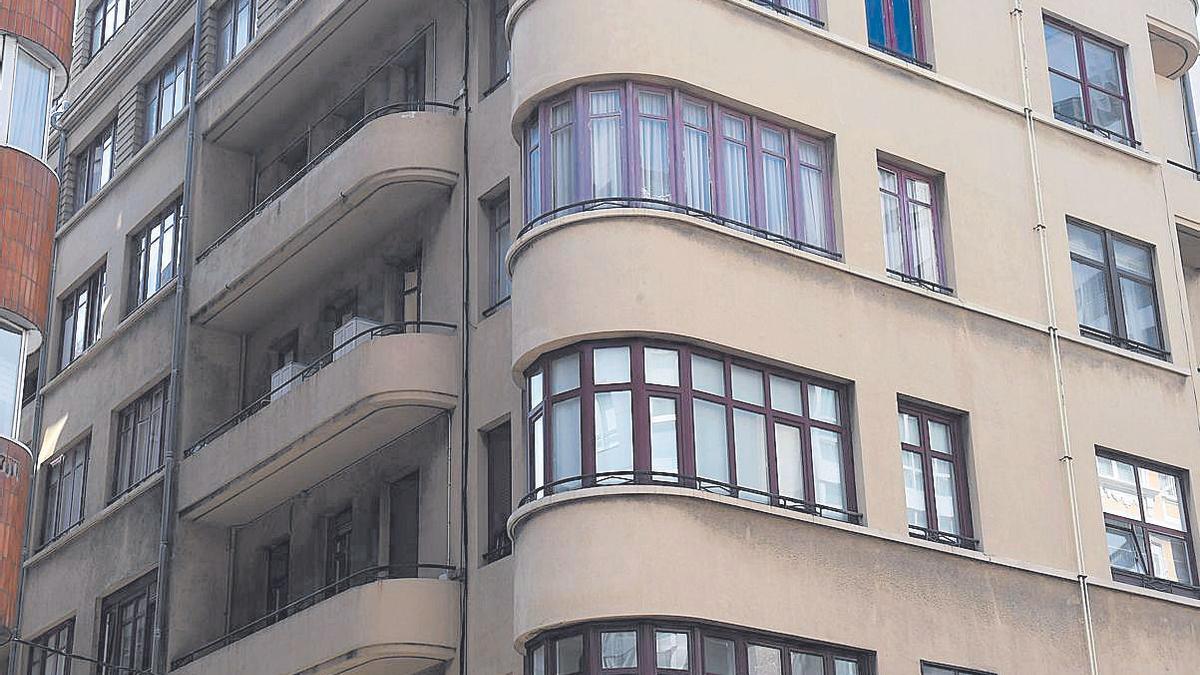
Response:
[1011,2,1100,673]
[1181,73,1200,174]
[5,101,70,675]
[151,0,206,671]
[457,3,473,675]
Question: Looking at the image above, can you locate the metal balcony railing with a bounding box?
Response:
[170,563,457,670]
[184,321,456,457]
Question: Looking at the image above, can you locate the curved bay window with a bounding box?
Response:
[526,621,871,675]
[523,83,837,258]
[524,340,859,523]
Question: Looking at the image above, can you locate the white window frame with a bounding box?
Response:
[0,36,55,159]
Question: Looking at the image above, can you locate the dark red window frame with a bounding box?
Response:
[1043,17,1135,147]
[524,339,860,523]
[898,402,974,549]
[878,161,950,295]
[526,620,873,675]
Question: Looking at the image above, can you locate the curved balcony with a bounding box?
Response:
[190,106,461,330]
[1147,1,1200,77]
[0,148,56,331]
[171,565,460,675]
[178,323,458,525]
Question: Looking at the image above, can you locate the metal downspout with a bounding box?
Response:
[5,101,70,675]
[456,3,473,675]
[1011,3,1099,673]
[151,0,205,670]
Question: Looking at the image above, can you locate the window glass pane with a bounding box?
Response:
[590,91,623,199]
[791,652,824,675]
[550,102,575,209]
[650,397,679,478]
[692,355,726,396]
[903,450,927,528]
[533,417,545,490]
[1050,72,1086,122]
[1138,467,1184,531]
[731,365,764,405]
[928,420,951,454]
[694,399,730,488]
[1096,456,1141,520]
[908,199,940,284]
[682,102,713,212]
[721,116,751,223]
[899,412,921,445]
[761,128,790,236]
[551,354,580,394]
[811,428,846,512]
[1044,23,1080,76]
[602,631,638,669]
[1071,261,1113,333]
[557,635,584,675]
[656,632,689,670]
[834,659,859,675]
[892,0,918,57]
[1112,239,1152,277]
[734,409,769,501]
[552,398,581,489]
[645,348,680,386]
[594,346,631,384]
[922,667,956,675]
[775,424,804,501]
[1082,39,1123,93]
[769,376,803,416]
[639,92,672,200]
[1068,223,1106,261]
[703,637,734,675]
[747,645,782,675]
[1149,531,1192,583]
[881,191,904,272]
[530,371,544,408]
[1087,88,1129,138]
[932,457,960,535]
[595,391,633,476]
[0,328,21,439]
[865,0,886,47]
[10,49,51,156]
[808,385,839,424]
[1118,278,1161,349]
[795,140,830,249]
[1106,524,1145,574]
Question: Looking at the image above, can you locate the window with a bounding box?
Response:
[113,380,169,497]
[1096,451,1197,596]
[75,120,117,208]
[265,539,290,620]
[326,507,353,591]
[879,162,948,292]
[145,46,190,140]
[1067,220,1165,357]
[0,324,22,439]
[98,572,156,675]
[90,0,129,59]
[1,39,53,157]
[898,403,974,548]
[526,341,858,522]
[216,0,255,70]
[128,200,181,311]
[753,1,821,25]
[28,619,74,675]
[921,664,996,675]
[523,83,836,257]
[527,622,870,675]
[865,0,928,65]
[41,438,87,545]
[488,193,512,306]
[485,422,513,562]
[59,267,106,369]
[1044,19,1134,146]
[489,0,510,87]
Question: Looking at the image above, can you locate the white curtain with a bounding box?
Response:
[693,399,729,490]
[638,92,671,200]
[781,0,816,15]
[722,147,751,222]
[550,103,575,208]
[594,391,633,475]
[10,48,50,156]
[774,424,804,501]
[879,169,904,271]
[734,409,769,502]
[589,91,622,198]
[761,157,790,236]
[795,141,829,249]
[682,102,713,211]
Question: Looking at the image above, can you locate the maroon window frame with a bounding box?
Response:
[878,161,950,294]
[865,0,929,67]
[526,620,873,675]
[522,82,838,260]
[898,402,975,549]
[1043,18,1135,147]
[112,379,169,499]
[29,618,74,675]
[1095,449,1198,598]
[524,340,860,523]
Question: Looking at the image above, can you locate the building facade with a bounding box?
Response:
[9,0,1200,674]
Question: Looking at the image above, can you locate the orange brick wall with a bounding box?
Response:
[0,438,30,631]
[0,0,73,68]
[0,148,56,331]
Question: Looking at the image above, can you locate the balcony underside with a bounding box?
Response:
[178,332,458,525]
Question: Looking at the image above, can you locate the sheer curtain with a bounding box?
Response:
[589,91,623,199]
[906,177,941,284]
[10,48,50,156]
[721,116,751,223]
[550,102,575,209]
[795,140,829,249]
[638,91,671,200]
[759,127,790,236]
[682,101,713,211]
[526,125,542,217]
[879,169,904,271]
[780,0,816,16]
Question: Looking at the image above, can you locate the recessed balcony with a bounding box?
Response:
[190,107,461,330]
[177,327,458,525]
[170,570,460,675]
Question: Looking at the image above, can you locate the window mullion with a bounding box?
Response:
[581,347,597,485]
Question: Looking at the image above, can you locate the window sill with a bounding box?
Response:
[1057,330,1189,378]
[1098,569,1200,605]
[23,472,164,569]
